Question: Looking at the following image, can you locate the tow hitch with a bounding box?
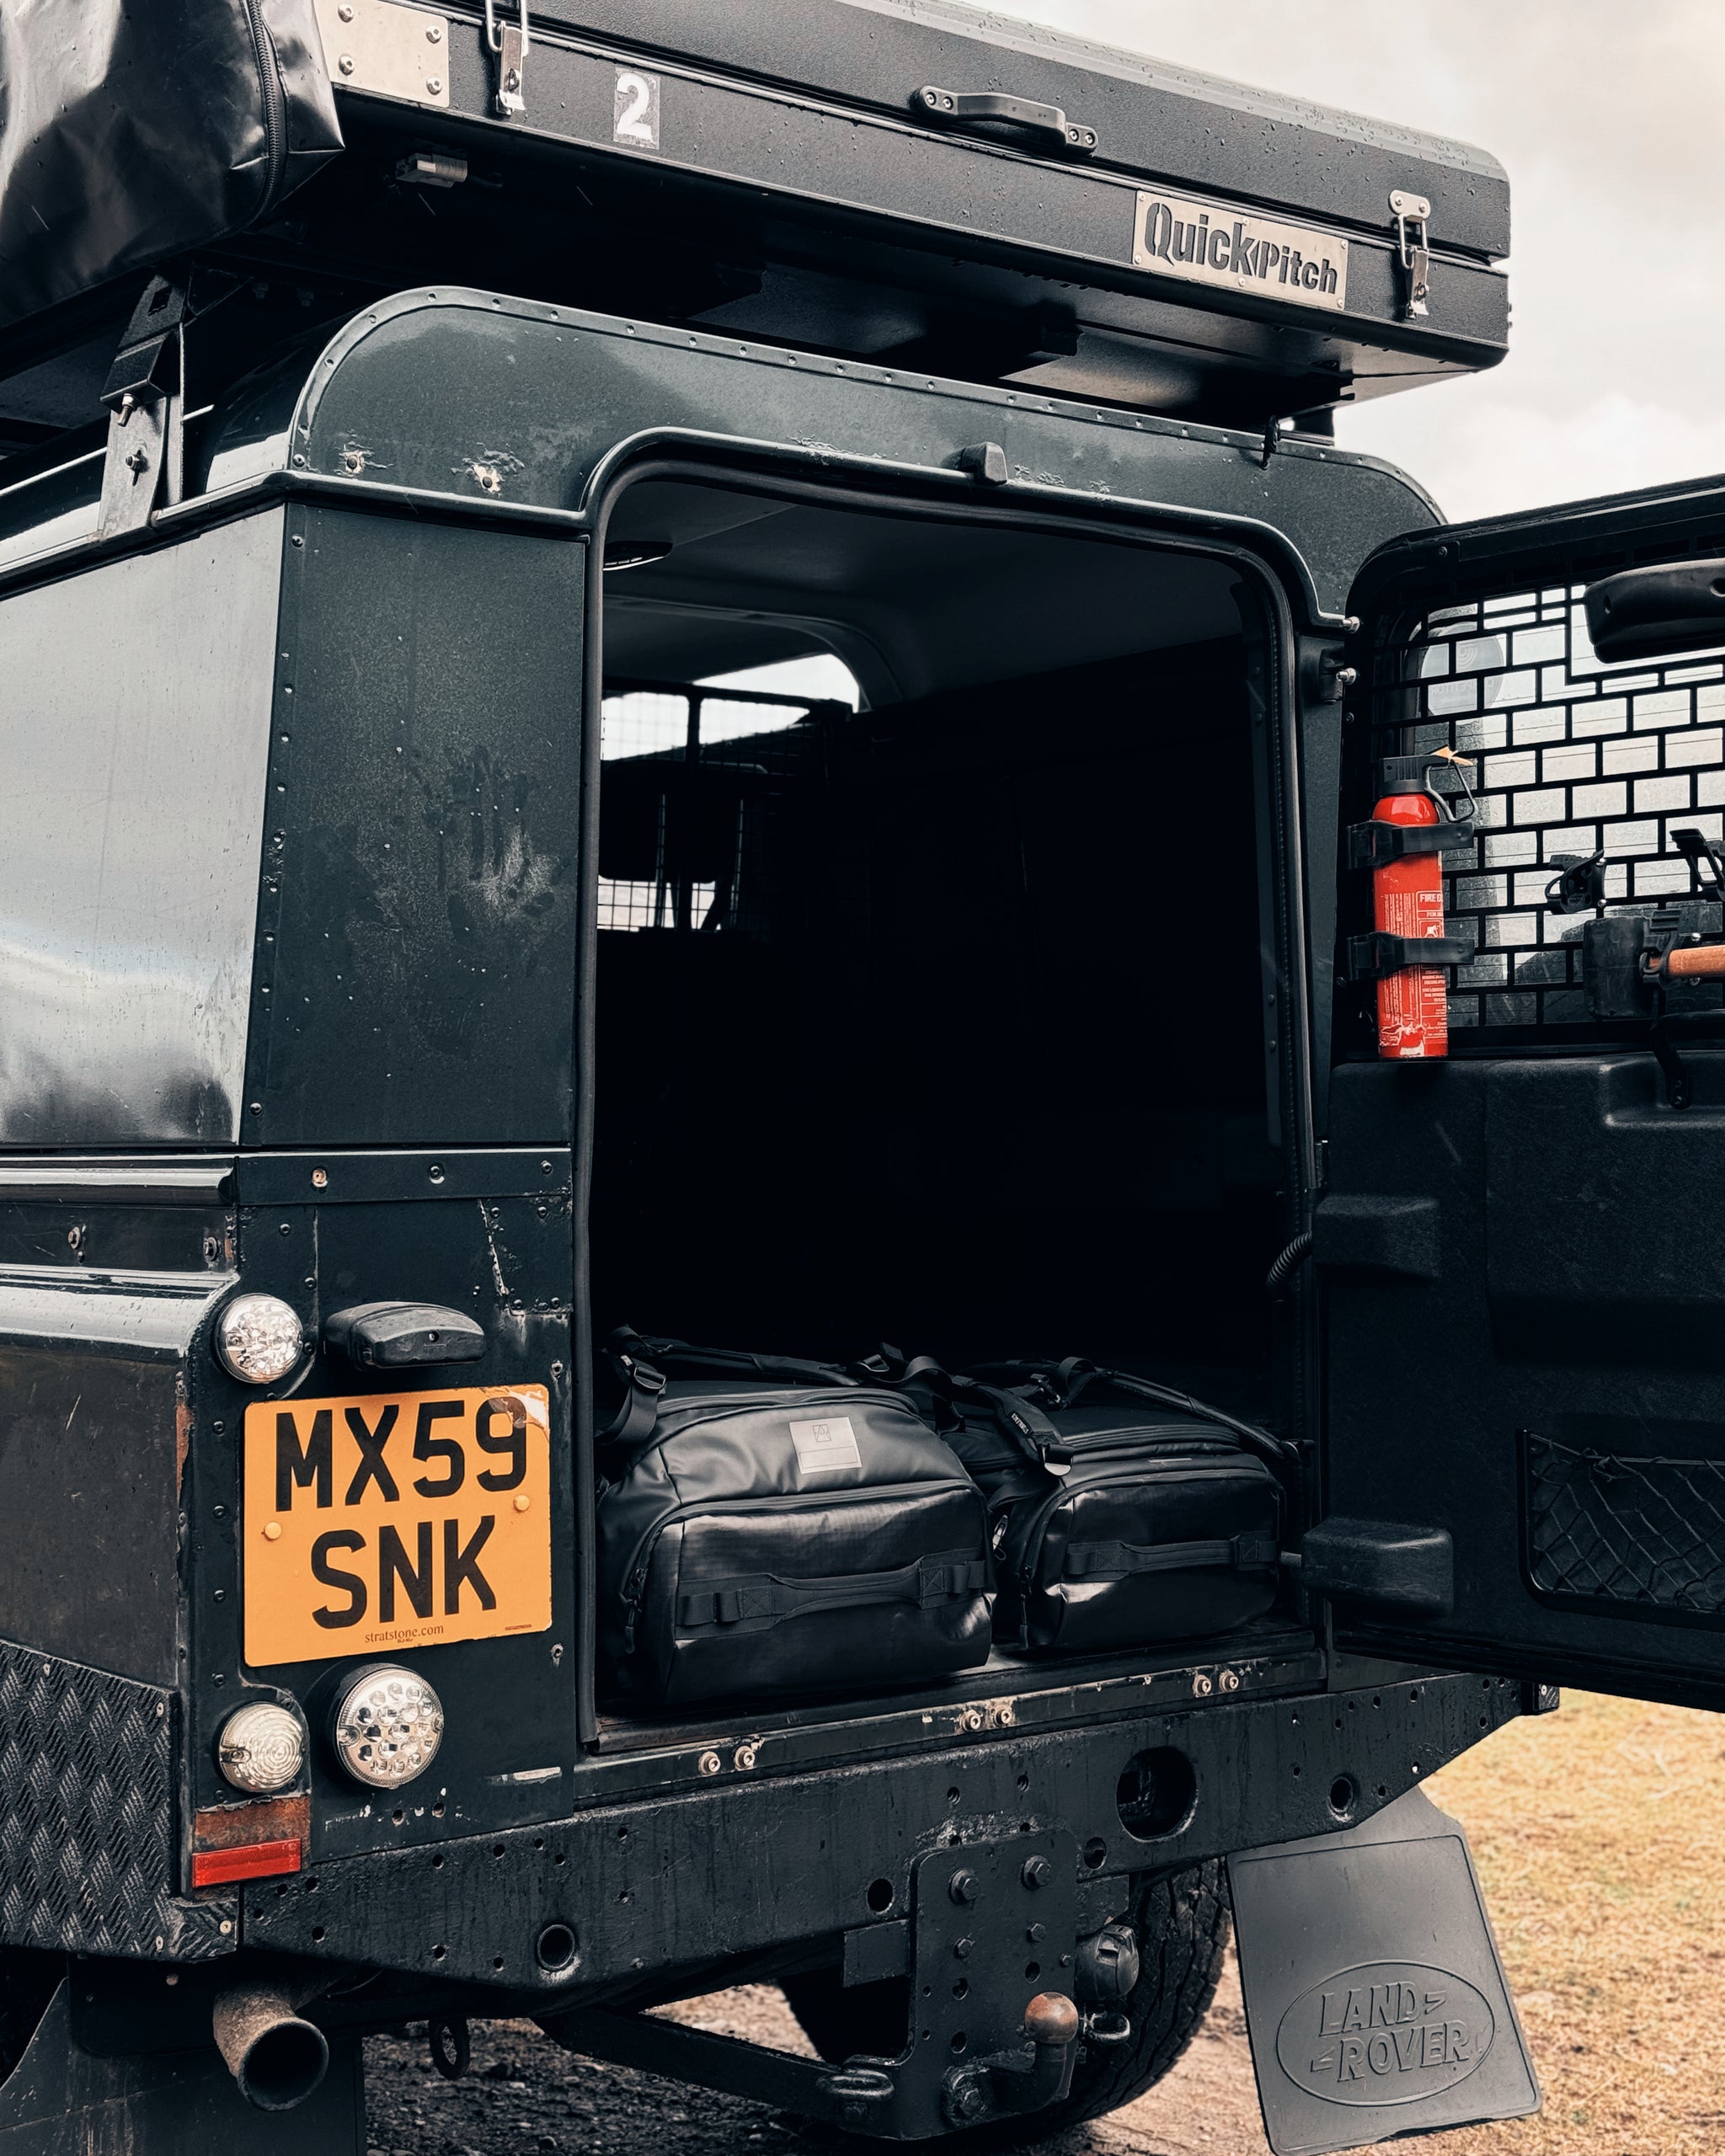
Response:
[547,1828,1101,2139]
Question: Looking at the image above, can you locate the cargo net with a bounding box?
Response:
[1524,1433,1725,1620]
[1375,585,1725,1031]
[598,680,841,937]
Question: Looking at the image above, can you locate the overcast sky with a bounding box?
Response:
[981,0,1725,526]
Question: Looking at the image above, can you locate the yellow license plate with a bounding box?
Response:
[243,1385,552,1667]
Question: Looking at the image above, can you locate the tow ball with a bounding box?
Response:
[941,1991,1082,2125]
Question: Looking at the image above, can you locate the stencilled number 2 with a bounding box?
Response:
[613,67,660,151]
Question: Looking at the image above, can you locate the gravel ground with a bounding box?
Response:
[361,1967,1264,2156]
[363,1988,836,2156]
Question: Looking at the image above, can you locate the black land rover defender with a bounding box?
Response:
[0,5,1720,2153]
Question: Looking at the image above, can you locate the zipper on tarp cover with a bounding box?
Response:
[241,1,289,213]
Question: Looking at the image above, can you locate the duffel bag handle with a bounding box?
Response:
[1065,1532,1281,1579]
[678,1547,987,1631]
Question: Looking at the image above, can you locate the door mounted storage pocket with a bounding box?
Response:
[1522,1421,1725,1626]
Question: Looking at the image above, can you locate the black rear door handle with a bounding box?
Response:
[323,1302,488,1369]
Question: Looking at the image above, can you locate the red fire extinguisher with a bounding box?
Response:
[1374,787,1450,1059]
[1357,750,1475,1061]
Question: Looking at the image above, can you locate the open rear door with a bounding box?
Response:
[1316,475,1725,1710]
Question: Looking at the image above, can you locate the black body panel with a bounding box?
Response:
[0,522,280,1146]
[0,1262,230,1686]
[251,507,583,1148]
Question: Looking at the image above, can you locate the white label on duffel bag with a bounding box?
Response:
[789,1416,862,1477]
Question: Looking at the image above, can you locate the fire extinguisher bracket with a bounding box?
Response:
[1347,816,1477,870]
[1348,931,1474,981]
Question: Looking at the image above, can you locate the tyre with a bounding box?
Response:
[781,1861,1231,2148]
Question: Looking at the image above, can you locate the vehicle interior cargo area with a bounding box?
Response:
[585,475,1302,1749]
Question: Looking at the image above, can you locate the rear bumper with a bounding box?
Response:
[238,1670,1525,1994]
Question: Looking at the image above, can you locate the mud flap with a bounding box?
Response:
[1228,1787,1539,2155]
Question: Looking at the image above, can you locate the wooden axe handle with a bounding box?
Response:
[1664,942,1725,979]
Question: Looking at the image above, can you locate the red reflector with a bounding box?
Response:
[191,1838,303,1887]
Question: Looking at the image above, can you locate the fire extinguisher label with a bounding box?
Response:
[1376,883,1451,1058]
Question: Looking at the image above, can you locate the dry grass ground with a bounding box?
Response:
[1092,1689,1725,2155]
[366,1690,1725,2156]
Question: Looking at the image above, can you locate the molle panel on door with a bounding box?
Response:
[247,508,584,1147]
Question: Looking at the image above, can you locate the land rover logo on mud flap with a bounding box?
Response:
[1133,187,1348,312]
[1274,1961,1495,2106]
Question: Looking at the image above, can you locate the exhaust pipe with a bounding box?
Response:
[211,1983,330,2112]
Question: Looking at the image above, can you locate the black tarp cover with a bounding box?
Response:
[0,0,341,331]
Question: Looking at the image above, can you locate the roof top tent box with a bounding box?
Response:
[0,0,1509,449]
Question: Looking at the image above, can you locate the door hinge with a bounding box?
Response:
[1298,639,1355,706]
[485,0,528,115]
[1390,189,1432,318]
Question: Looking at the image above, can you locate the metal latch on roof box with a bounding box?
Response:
[487,0,529,116]
[1391,190,1432,318]
[1133,189,1348,312]
[313,0,450,106]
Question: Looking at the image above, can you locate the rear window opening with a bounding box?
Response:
[589,478,1295,1725]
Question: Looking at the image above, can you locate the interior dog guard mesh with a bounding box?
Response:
[598,679,843,938]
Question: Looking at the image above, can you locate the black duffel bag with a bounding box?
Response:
[596,1330,992,1709]
[917,1357,1290,1657]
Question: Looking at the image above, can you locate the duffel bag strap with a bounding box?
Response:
[950,1375,1071,1475]
[852,1347,964,1433]
[678,1547,987,1631]
[599,1345,667,1455]
[1045,1359,1294,1466]
[611,1324,854,1390]
[1064,1532,1280,1579]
